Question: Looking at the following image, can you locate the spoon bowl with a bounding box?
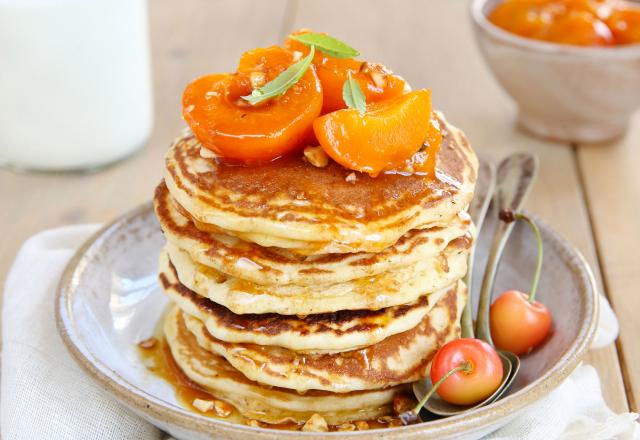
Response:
[413,351,514,417]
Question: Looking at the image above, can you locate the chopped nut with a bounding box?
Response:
[303,145,330,168]
[137,337,157,349]
[292,50,303,61]
[393,393,415,414]
[214,399,233,417]
[345,172,357,183]
[369,70,387,88]
[377,415,394,424]
[250,71,266,89]
[200,147,218,159]
[359,61,388,88]
[185,104,195,113]
[359,61,371,74]
[205,90,219,98]
[336,423,356,431]
[192,398,214,412]
[355,420,369,430]
[246,419,262,427]
[302,413,328,432]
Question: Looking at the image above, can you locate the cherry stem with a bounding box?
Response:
[499,210,543,303]
[411,361,472,415]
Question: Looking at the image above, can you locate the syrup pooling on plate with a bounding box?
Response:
[145,28,479,430]
[139,335,407,431]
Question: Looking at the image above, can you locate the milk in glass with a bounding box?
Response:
[0,0,152,171]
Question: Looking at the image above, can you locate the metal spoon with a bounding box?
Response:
[460,159,496,339]
[413,153,537,417]
[474,152,538,400]
[413,159,501,417]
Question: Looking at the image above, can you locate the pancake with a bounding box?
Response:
[163,236,471,315]
[164,112,478,254]
[155,180,473,286]
[182,281,466,393]
[160,256,454,352]
[165,306,408,425]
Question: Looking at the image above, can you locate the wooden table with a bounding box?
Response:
[1,0,637,414]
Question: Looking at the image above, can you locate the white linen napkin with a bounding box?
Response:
[2,226,638,440]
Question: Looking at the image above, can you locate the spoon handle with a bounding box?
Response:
[460,160,496,338]
[475,153,538,344]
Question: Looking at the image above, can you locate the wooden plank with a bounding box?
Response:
[0,0,289,291]
[287,0,628,411]
[577,111,640,411]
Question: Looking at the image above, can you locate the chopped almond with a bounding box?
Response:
[303,145,330,168]
[292,50,303,61]
[359,61,371,74]
[336,423,356,431]
[355,420,370,430]
[246,419,262,427]
[302,413,329,432]
[214,400,233,417]
[345,172,357,183]
[249,71,266,89]
[137,337,157,349]
[369,70,387,88]
[199,147,218,159]
[192,398,214,413]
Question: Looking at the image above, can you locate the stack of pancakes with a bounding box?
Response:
[154,113,478,426]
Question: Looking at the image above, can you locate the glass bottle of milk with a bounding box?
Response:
[0,0,152,171]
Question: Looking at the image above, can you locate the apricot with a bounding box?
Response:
[182,46,322,163]
[285,31,406,113]
[489,0,559,39]
[313,90,437,176]
[544,10,614,45]
[606,4,640,44]
[488,0,640,46]
[401,116,442,175]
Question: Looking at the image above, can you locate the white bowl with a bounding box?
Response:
[471,0,640,143]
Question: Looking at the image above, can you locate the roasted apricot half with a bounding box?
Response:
[313,89,436,176]
[285,31,406,113]
[182,46,322,163]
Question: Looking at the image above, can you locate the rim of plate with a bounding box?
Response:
[56,202,598,439]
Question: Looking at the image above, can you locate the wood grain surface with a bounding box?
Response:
[0,0,634,413]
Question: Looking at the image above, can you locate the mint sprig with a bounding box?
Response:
[241,45,315,105]
[342,71,366,116]
[289,33,359,59]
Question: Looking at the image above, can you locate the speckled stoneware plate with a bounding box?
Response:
[56,170,598,440]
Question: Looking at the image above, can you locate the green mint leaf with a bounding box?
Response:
[342,71,366,116]
[289,33,359,59]
[242,45,315,105]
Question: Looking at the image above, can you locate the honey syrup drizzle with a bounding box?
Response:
[137,337,400,431]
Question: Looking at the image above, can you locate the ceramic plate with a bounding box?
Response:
[56,169,598,440]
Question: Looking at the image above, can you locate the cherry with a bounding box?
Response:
[400,338,503,424]
[490,210,552,356]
